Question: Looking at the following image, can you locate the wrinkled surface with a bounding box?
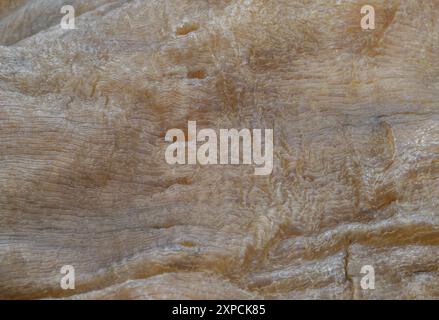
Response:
[0,0,438,299]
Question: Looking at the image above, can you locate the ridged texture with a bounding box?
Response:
[0,0,438,299]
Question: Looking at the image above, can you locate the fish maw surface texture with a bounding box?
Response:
[0,0,438,300]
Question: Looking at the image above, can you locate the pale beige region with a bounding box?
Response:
[0,0,438,299]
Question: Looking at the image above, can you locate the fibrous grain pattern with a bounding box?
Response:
[0,0,438,299]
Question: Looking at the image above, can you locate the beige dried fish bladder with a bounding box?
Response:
[0,0,438,300]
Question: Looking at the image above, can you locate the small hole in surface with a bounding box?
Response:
[187,69,206,79]
[176,22,199,36]
[180,241,196,247]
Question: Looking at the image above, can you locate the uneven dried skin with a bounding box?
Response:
[0,0,438,299]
